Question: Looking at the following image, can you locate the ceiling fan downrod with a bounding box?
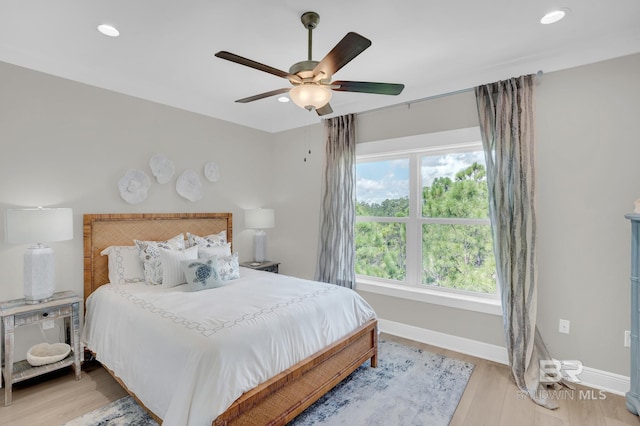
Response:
[301,11,320,61]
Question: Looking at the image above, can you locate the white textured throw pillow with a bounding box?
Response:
[159,246,198,288]
[100,245,145,284]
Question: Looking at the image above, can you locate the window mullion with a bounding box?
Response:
[404,153,420,285]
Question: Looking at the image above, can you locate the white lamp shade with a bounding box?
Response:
[5,208,74,244]
[289,84,332,111]
[245,209,275,230]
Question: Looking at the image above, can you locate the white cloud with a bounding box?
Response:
[356,151,485,205]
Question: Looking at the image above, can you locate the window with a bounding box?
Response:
[355,128,500,314]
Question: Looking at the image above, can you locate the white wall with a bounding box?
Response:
[0,62,275,358]
[2,53,639,377]
[273,53,640,376]
[535,54,640,373]
[271,125,325,280]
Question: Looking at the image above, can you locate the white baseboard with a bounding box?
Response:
[579,367,630,396]
[378,318,630,396]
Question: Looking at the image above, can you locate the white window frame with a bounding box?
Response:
[355,127,502,316]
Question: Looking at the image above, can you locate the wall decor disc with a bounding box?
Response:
[176,169,203,201]
[118,169,151,204]
[149,153,175,184]
[204,161,220,182]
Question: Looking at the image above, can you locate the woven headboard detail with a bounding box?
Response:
[83,212,232,303]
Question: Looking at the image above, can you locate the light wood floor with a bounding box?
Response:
[1,334,639,425]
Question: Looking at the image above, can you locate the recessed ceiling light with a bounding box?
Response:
[97,24,120,37]
[278,96,290,103]
[540,9,568,25]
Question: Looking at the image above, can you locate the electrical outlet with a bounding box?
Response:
[559,319,570,334]
[625,330,631,347]
[42,319,55,330]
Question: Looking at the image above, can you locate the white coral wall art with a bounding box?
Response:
[149,154,175,184]
[176,169,203,202]
[204,161,220,182]
[118,169,151,204]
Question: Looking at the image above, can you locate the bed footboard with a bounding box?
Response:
[213,318,378,426]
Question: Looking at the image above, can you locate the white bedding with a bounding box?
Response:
[82,267,376,425]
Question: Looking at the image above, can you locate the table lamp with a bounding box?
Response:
[5,207,74,304]
[245,209,275,263]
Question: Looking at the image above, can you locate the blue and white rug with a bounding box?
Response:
[63,339,473,426]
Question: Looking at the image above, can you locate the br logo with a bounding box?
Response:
[539,359,583,384]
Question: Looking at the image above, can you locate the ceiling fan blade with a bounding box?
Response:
[331,81,405,95]
[236,88,291,103]
[316,103,333,116]
[215,51,301,83]
[313,32,371,78]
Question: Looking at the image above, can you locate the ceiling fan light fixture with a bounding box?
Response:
[97,24,120,37]
[540,9,568,25]
[289,84,332,111]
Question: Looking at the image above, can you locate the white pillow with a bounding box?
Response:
[198,243,232,259]
[100,245,145,284]
[187,231,227,248]
[134,234,185,285]
[160,246,198,288]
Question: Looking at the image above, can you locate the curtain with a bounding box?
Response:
[315,114,356,288]
[475,75,559,409]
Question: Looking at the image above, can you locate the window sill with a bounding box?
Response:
[355,278,503,316]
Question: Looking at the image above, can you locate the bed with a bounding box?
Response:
[82,212,378,425]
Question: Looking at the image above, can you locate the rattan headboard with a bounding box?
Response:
[83,212,233,303]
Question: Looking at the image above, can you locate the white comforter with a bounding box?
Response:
[82,267,376,425]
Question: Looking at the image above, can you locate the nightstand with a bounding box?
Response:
[241,261,280,274]
[0,291,82,405]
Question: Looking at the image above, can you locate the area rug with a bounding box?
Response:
[62,339,473,426]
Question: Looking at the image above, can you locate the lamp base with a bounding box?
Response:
[254,230,267,263]
[23,245,55,304]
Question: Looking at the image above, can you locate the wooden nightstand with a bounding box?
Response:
[0,291,82,405]
[240,261,280,274]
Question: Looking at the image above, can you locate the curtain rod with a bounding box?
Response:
[358,70,544,117]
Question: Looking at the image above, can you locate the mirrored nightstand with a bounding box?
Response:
[0,291,81,405]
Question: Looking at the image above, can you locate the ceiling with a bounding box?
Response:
[1,1,639,133]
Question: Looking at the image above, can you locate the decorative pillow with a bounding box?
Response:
[215,252,240,281]
[159,246,198,288]
[100,245,145,284]
[198,243,232,259]
[134,234,185,285]
[181,256,224,291]
[187,231,227,248]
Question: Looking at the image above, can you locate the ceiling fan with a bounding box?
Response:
[215,11,404,116]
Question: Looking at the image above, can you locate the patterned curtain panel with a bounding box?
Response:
[315,114,356,288]
[475,75,560,409]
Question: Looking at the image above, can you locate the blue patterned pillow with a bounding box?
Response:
[134,234,185,285]
[186,231,227,248]
[216,252,240,281]
[181,257,224,291]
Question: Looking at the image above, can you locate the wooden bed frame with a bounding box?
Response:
[83,212,378,425]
